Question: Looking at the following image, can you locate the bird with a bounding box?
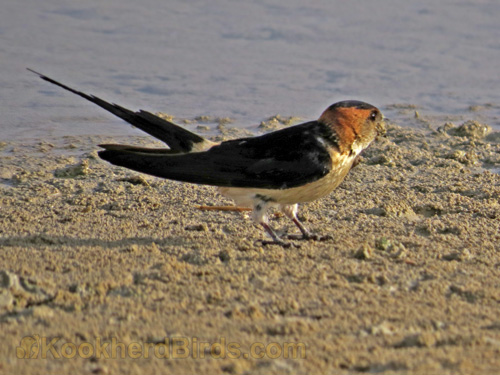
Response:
[29,69,386,247]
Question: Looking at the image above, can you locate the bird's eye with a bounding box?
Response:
[370,110,378,121]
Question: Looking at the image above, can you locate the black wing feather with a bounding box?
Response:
[28,69,204,153]
[99,121,334,189]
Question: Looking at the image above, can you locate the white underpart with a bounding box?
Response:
[251,201,275,225]
[217,136,372,228]
[250,201,299,233]
[280,203,299,220]
[350,140,366,157]
[218,154,357,227]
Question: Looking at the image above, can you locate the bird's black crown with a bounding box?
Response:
[328,100,376,111]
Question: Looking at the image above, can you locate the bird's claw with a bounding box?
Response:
[255,239,300,249]
[287,234,317,241]
[317,234,333,242]
[287,233,332,242]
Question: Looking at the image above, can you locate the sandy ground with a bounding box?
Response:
[1,111,500,374]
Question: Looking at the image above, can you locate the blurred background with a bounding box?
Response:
[2,0,499,140]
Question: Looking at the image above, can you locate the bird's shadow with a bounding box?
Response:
[0,234,190,253]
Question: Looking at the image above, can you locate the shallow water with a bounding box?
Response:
[2,0,500,141]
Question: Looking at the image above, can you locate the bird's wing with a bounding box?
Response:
[28,69,211,153]
[99,121,335,189]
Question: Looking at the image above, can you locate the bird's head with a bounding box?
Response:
[318,100,385,156]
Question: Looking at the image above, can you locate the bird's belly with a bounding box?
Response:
[218,163,352,207]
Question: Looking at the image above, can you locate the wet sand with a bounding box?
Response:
[1,112,500,374]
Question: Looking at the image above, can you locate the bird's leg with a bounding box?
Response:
[260,222,293,248]
[282,204,317,240]
[291,217,315,239]
[252,201,296,248]
[282,204,331,241]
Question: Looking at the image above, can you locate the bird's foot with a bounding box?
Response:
[258,222,300,248]
[287,233,332,241]
[288,218,331,242]
[317,234,333,241]
[256,239,300,248]
[287,233,317,241]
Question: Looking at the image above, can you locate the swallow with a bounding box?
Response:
[29,69,385,247]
